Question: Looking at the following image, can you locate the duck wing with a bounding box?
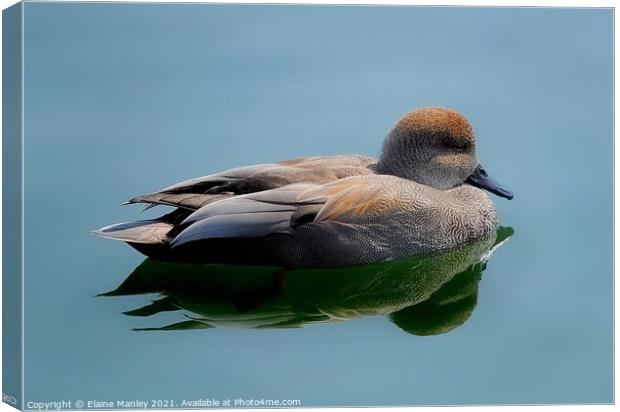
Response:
[126,155,376,211]
[169,175,405,248]
[295,175,405,223]
[168,184,318,246]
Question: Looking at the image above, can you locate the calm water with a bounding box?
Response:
[23,3,612,407]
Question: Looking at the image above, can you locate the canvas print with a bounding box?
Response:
[2,1,613,409]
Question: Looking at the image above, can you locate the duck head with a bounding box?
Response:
[376,107,513,199]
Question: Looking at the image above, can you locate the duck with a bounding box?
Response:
[94,107,513,267]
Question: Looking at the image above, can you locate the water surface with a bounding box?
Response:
[23,3,612,407]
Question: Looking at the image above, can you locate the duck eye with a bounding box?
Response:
[434,132,470,152]
[443,138,469,151]
[437,133,467,150]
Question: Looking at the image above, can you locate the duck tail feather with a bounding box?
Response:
[92,219,172,244]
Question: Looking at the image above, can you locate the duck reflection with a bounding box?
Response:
[101,227,513,336]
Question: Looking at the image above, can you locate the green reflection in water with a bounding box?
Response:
[101,227,513,336]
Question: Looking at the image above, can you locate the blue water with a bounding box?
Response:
[22,3,612,407]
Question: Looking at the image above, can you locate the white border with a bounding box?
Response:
[10,0,620,6]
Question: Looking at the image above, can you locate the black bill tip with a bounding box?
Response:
[466,164,514,200]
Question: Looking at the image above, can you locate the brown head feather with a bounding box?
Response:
[376,107,479,189]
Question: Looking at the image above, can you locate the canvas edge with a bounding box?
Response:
[2,2,24,411]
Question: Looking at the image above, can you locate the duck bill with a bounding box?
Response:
[466,164,514,200]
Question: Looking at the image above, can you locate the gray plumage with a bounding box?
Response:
[94,107,513,267]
